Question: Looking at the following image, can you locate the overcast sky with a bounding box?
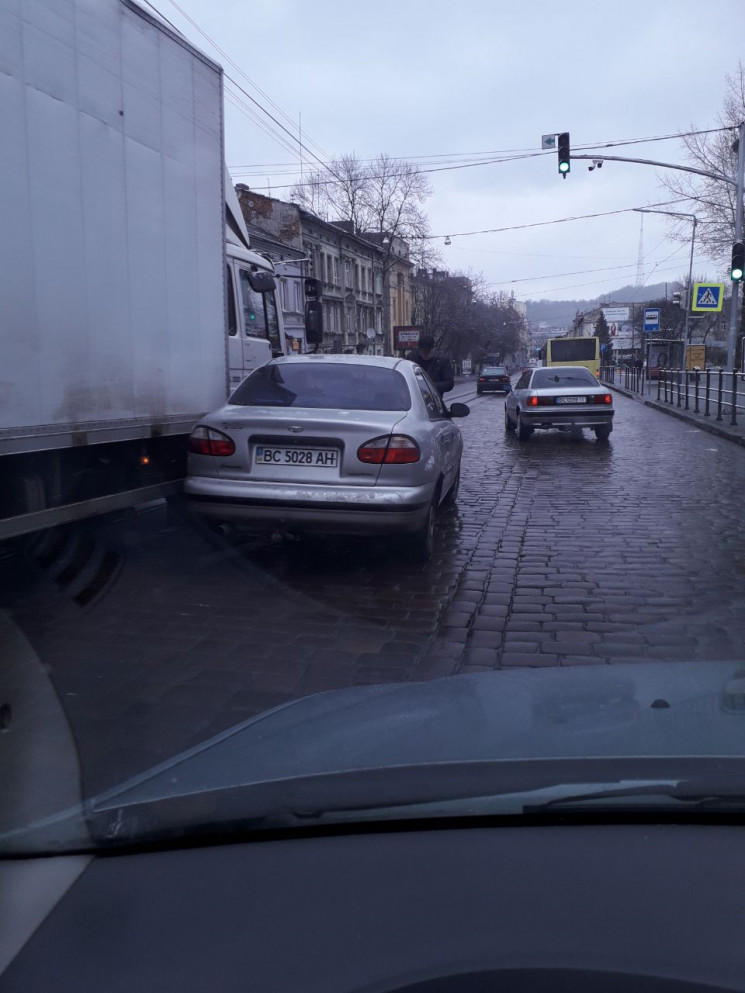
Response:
[154,0,742,303]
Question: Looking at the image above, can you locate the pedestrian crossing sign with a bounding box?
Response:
[692,283,724,312]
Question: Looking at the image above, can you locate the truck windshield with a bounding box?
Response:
[238,269,280,351]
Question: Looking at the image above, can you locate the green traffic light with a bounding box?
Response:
[731,242,744,281]
[558,161,570,173]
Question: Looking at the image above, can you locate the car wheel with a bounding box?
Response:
[516,412,533,441]
[594,424,612,441]
[409,499,436,562]
[504,405,515,432]
[442,469,460,507]
[476,388,482,395]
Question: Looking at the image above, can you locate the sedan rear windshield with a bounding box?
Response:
[483,367,507,375]
[531,369,597,388]
[230,363,412,410]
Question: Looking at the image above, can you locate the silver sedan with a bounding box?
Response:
[504,366,614,441]
[184,355,470,559]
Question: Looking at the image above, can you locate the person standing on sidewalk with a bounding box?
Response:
[406,333,454,396]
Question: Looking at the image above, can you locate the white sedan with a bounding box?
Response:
[504,366,614,441]
[184,355,470,560]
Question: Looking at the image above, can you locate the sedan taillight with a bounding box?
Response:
[357,435,421,465]
[188,426,236,457]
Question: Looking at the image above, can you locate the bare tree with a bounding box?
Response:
[290,153,432,240]
[412,274,525,363]
[291,153,434,351]
[660,62,744,267]
[289,154,368,226]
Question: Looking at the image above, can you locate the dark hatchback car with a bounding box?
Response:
[477,366,511,394]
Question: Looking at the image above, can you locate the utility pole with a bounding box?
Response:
[725,122,745,370]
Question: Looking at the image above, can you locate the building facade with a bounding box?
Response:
[234,187,413,355]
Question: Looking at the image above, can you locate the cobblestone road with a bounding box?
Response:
[3,387,745,795]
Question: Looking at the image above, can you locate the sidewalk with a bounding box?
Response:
[606,378,745,448]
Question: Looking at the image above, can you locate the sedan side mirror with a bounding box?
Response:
[448,402,470,418]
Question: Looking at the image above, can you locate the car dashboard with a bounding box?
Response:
[2,821,744,992]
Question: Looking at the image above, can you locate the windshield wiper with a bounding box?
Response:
[524,779,745,813]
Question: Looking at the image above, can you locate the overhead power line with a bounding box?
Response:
[494,259,705,297]
[426,198,691,240]
[231,128,734,188]
[145,0,342,185]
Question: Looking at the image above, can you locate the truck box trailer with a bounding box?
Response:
[0,0,285,539]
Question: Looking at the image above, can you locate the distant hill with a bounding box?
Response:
[526,282,684,329]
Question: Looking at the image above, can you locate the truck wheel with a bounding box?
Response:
[516,412,533,441]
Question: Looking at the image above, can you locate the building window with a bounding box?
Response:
[333,257,339,285]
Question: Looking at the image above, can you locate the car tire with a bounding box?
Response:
[504,405,515,432]
[409,499,436,562]
[516,412,532,441]
[442,469,460,507]
[594,424,612,441]
[476,388,482,395]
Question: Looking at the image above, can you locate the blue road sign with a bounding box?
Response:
[643,307,660,333]
[692,283,724,312]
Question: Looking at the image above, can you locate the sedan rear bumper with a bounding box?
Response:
[183,476,436,535]
[520,409,614,430]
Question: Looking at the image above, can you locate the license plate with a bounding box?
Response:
[254,446,339,468]
[556,396,586,404]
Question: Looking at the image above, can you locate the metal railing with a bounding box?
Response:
[600,365,645,394]
[656,369,745,425]
[600,365,745,425]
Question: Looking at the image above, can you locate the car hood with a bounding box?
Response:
[100,660,745,807]
[8,661,745,853]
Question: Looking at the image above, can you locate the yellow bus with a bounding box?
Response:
[544,336,600,378]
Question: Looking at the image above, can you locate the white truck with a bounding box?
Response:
[0,0,291,540]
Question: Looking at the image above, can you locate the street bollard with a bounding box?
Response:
[704,369,711,417]
[694,370,700,413]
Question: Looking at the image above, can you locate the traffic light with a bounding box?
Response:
[304,277,322,299]
[672,288,688,309]
[304,300,324,345]
[557,132,570,177]
[732,241,744,281]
